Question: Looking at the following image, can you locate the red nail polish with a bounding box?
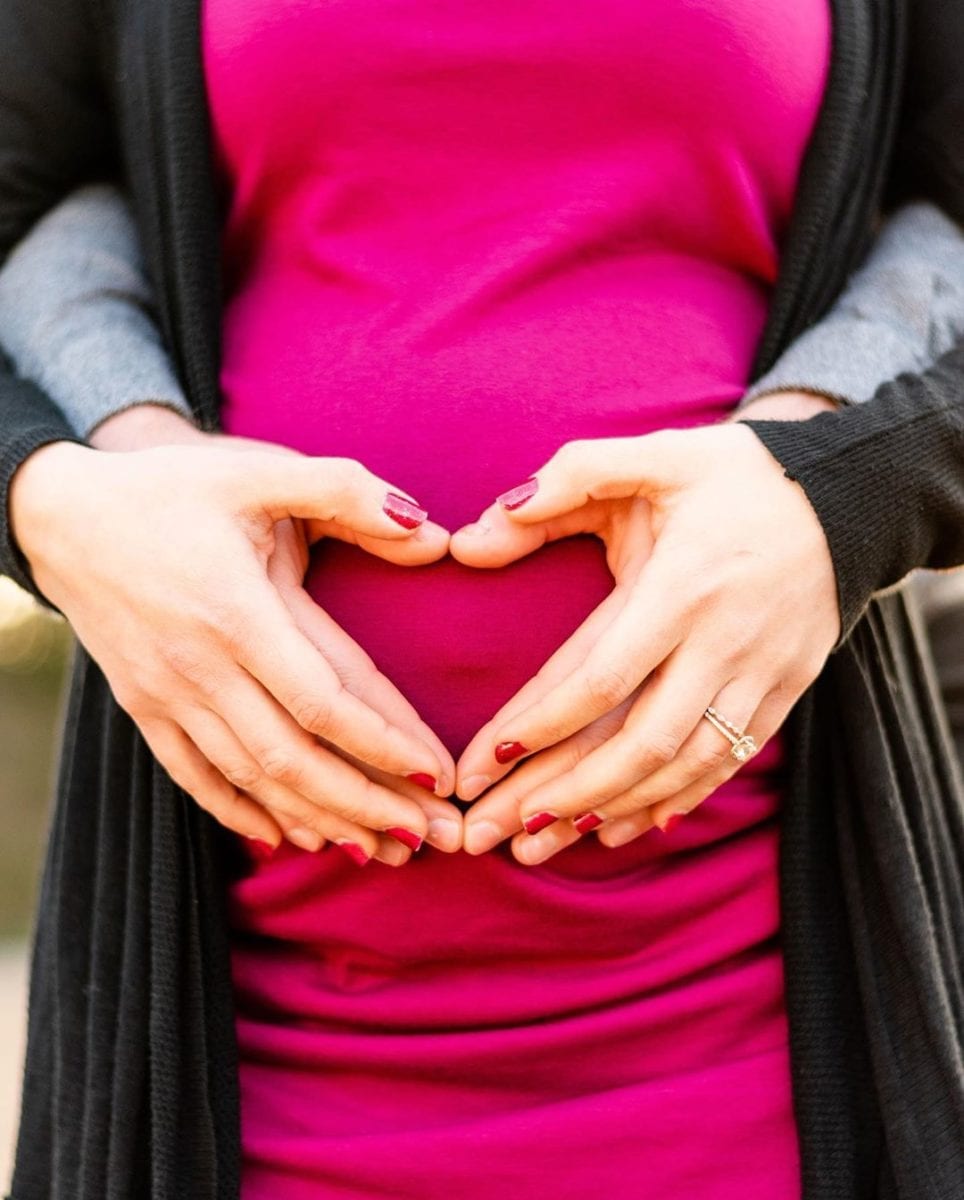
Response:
[573,812,605,834]
[523,811,557,835]
[497,477,538,510]
[660,813,685,835]
[406,772,437,792]
[386,826,424,852]
[247,838,278,860]
[383,492,428,529]
[495,740,528,764]
[336,840,372,866]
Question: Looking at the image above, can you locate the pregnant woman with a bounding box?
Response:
[1,2,963,1198]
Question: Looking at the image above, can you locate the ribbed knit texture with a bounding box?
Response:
[744,340,964,643]
[0,362,84,609]
[741,201,964,409]
[0,2,962,1199]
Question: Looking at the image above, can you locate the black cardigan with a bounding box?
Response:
[0,2,962,1198]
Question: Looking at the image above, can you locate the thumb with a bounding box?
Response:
[449,497,603,568]
[233,453,448,551]
[450,432,680,567]
[487,433,682,526]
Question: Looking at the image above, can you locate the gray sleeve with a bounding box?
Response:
[741,201,964,407]
[1,188,962,434]
[0,182,194,439]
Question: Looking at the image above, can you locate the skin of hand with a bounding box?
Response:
[9,404,463,865]
[450,389,843,864]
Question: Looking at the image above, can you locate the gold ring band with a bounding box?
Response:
[703,706,758,763]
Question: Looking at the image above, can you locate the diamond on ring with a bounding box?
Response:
[730,734,758,763]
[702,706,758,763]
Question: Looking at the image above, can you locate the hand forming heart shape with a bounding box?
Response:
[443,415,840,866]
[276,405,840,868]
[22,401,839,869]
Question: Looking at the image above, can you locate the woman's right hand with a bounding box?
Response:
[8,415,460,862]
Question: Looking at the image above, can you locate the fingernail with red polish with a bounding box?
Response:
[497,477,538,510]
[573,812,605,834]
[386,826,424,852]
[383,492,428,529]
[495,740,528,764]
[246,837,278,860]
[406,772,437,793]
[523,811,558,835]
[336,840,372,866]
[659,813,685,835]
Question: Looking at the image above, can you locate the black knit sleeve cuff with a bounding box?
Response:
[739,348,964,648]
[1,376,85,612]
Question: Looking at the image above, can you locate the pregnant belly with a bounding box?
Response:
[304,533,614,759]
[218,259,769,759]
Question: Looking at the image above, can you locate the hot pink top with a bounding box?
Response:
[204,2,831,1196]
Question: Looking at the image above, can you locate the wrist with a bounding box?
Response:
[8,440,96,575]
[88,402,204,451]
[733,388,844,423]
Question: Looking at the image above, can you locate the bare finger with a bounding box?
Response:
[462,699,632,854]
[455,584,635,798]
[478,554,682,773]
[509,638,722,831]
[139,716,283,848]
[180,677,431,855]
[221,581,450,793]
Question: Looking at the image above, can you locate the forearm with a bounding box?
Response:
[741,337,964,645]
[741,202,964,408]
[2,184,963,644]
[2,190,962,450]
[88,403,206,450]
[0,187,197,604]
[0,184,194,439]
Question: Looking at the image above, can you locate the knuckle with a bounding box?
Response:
[530,712,573,748]
[163,639,195,677]
[110,678,144,716]
[290,691,335,736]
[642,729,682,770]
[331,456,366,493]
[552,440,584,473]
[585,665,633,710]
[160,639,222,694]
[221,761,263,792]
[218,613,257,662]
[694,741,731,773]
[259,748,303,787]
[717,626,756,666]
[685,583,719,620]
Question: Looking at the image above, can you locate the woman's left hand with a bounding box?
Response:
[449,412,841,864]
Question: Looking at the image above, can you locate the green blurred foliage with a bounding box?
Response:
[0,580,72,938]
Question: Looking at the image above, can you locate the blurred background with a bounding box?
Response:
[0,576,74,1188]
[0,566,961,1189]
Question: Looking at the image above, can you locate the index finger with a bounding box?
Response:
[462,695,635,854]
[455,583,632,797]
[475,555,682,771]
